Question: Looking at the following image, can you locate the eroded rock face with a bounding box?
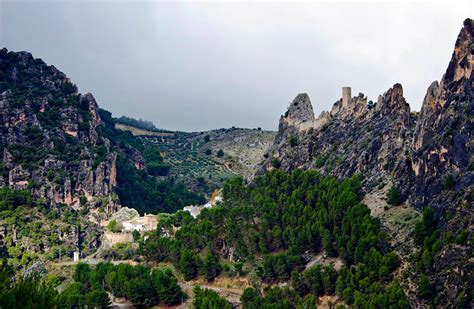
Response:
[259,18,473,306]
[0,48,120,255]
[260,84,415,198]
[410,18,473,305]
[0,48,118,209]
[412,18,473,210]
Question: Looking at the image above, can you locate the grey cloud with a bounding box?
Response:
[1,0,471,131]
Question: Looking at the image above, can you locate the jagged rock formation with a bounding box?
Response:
[259,83,416,199]
[411,18,473,305]
[0,48,121,258]
[259,19,473,306]
[0,49,118,210]
[412,18,473,210]
[0,48,205,263]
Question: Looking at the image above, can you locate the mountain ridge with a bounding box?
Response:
[258,18,473,306]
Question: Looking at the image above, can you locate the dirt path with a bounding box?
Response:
[179,277,248,308]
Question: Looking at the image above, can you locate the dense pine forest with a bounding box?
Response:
[1,169,412,308]
[138,169,410,307]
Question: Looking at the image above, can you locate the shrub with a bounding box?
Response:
[288,136,297,147]
[204,252,222,281]
[454,230,468,245]
[387,186,402,206]
[417,275,433,299]
[444,174,455,190]
[132,230,140,242]
[271,158,281,169]
[217,150,224,158]
[193,286,231,308]
[107,220,120,233]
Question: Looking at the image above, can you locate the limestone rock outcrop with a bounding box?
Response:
[258,18,473,306]
[259,83,415,198]
[0,48,119,209]
[0,48,121,256]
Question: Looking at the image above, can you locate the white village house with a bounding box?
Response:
[122,213,158,232]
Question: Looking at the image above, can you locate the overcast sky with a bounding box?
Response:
[1,0,472,131]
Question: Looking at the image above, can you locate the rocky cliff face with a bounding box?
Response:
[259,83,416,199]
[0,48,120,257]
[0,49,118,210]
[411,18,473,305]
[259,19,473,306]
[0,48,205,262]
[412,19,473,210]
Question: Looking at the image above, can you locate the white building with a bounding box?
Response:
[121,214,158,232]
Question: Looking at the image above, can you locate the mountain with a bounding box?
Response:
[0,50,116,207]
[258,18,473,306]
[0,48,203,261]
[116,124,275,194]
[0,18,471,309]
[258,84,415,200]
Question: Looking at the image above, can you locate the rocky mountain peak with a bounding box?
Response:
[444,18,473,84]
[259,20,472,306]
[284,93,315,124]
[376,83,410,119]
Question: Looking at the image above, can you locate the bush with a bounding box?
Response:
[387,186,402,205]
[107,220,120,232]
[417,275,433,299]
[204,149,212,156]
[180,249,199,281]
[217,150,224,158]
[193,286,231,309]
[288,136,297,147]
[455,230,468,245]
[132,230,140,242]
[271,158,281,169]
[204,252,222,281]
[444,174,455,190]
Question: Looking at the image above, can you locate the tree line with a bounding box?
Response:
[138,169,410,307]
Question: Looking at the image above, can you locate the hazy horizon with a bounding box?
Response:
[1,0,471,131]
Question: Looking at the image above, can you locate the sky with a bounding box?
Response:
[1,0,472,131]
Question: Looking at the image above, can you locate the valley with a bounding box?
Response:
[116,125,275,196]
[0,16,472,309]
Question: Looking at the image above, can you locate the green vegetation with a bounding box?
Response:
[107,220,119,232]
[289,135,298,147]
[143,146,170,177]
[114,154,204,214]
[444,173,455,190]
[314,154,327,168]
[0,187,85,267]
[137,127,275,197]
[193,286,231,308]
[1,47,203,219]
[387,186,402,205]
[138,169,408,307]
[203,252,222,281]
[97,109,205,214]
[271,158,281,168]
[412,207,443,304]
[367,100,376,109]
[0,260,58,309]
[132,230,140,242]
[59,262,184,308]
[115,115,161,132]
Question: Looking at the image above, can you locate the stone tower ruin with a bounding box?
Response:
[342,87,351,107]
